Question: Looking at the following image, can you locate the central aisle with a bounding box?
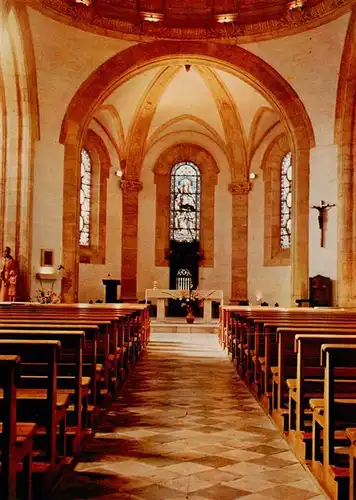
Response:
[57,333,327,499]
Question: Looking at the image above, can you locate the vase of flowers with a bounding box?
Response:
[185,304,195,324]
[177,288,216,323]
[163,288,215,323]
[34,287,61,304]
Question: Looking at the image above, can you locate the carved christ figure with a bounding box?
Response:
[0,246,17,301]
[311,200,336,247]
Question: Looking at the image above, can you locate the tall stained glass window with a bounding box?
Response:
[280,152,292,249]
[170,161,200,242]
[79,148,91,246]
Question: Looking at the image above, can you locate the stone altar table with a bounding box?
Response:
[144,289,223,322]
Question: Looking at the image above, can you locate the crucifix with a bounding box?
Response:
[311,200,336,248]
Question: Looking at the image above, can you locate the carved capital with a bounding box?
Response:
[120,179,143,192]
[228,181,251,195]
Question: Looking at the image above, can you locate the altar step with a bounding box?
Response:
[151,318,219,334]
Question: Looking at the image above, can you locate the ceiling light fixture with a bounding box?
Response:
[74,0,92,6]
[288,0,305,9]
[140,11,164,22]
[184,64,192,73]
[215,13,238,23]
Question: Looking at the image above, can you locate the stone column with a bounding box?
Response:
[120,179,142,301]
[291,148,309,305]
[62,124,81,303]
[229,181,250,302]
[337,141,354,307]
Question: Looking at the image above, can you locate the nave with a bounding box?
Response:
[55,333,327,500]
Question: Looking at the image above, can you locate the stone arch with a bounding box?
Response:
[334,8,356,307]
[60,41,315,303]
[153,143,219,269]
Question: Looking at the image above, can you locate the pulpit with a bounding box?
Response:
[102,279,121,303]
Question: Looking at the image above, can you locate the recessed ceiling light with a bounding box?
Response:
[215,13,238,23]
[74,0,92,6]
[288,0,305,9]
[140,11,164,22]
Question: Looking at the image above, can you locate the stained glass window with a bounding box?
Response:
[79,148,91,246]
[280,152,292,249]
[170,161,200,242]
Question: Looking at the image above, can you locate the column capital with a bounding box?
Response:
[228,181,251,195]
[120,179,143,192]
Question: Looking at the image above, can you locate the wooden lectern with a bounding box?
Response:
[102,279,121,303]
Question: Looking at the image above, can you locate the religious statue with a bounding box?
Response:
[0,246,17,301]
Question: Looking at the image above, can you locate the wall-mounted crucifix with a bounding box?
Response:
[311,200,336,248]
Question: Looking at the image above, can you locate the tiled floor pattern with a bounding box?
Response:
[56,333,329,499]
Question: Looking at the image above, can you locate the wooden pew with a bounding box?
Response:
[0,323,99,405]
[346,428,356,500]
[0,303,150,497]
[0,317,113,394]
[0,310,124,383]
[0,340,67,474]
[2,302,150,350]
[0,304,147,382]
[285,333,356,462]
[253,318,356,404]
[232,313,356,397]
[274,327,356,432]
[0,330,86,453]
[311,344,356,499]
[0,355,36,500]
[235,313,356,409]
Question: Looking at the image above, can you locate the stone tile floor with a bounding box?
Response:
[55,333,329,499]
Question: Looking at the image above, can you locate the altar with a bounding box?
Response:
[144,289,223,323]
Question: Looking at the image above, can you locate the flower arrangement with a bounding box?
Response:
[177,288,204,308]
[178,288,216,305]
[34,287,61,304]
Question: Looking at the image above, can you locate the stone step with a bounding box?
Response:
[151,320,218,334]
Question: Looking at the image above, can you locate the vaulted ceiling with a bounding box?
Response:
[90,63,284,176]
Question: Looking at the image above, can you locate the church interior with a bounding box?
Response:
[1,0,356,498]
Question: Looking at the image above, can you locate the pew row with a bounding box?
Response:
[219,305,356,500]
[0,302,150,499]
[0,355,36,500]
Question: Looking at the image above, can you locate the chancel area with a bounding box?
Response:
[1,0,356,498]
